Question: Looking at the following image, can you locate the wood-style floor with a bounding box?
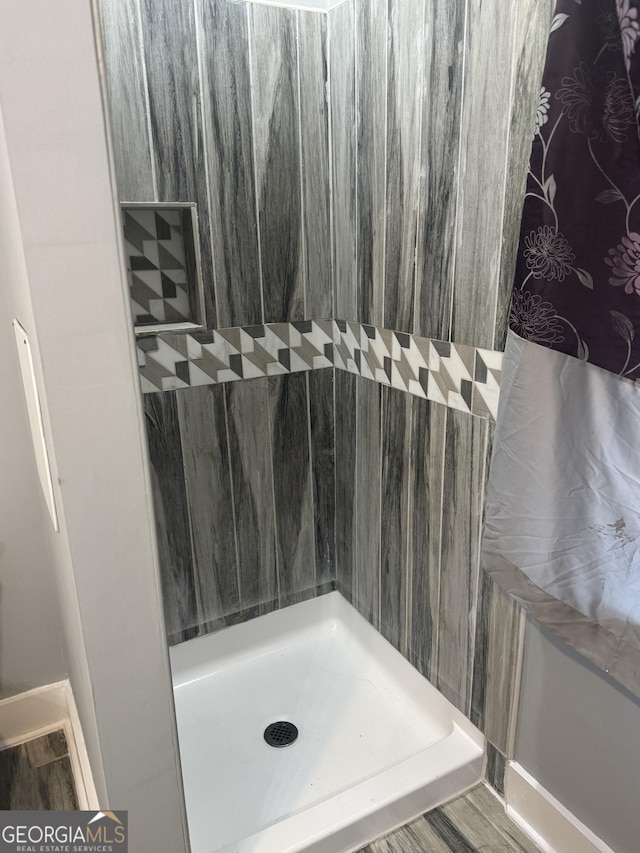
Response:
[360,784,541,853]
[0,729,77,810]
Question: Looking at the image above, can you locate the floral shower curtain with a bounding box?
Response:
[482,0,640,695]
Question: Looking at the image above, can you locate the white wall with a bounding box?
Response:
[0,226,65,697]
[0,1,189,849]
[0,86,109,800]
[516,619,640,853]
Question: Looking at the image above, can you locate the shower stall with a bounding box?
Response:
[6,0,640,849]
[94,0,552,848]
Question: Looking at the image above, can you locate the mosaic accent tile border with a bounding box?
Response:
[137,320,334,392]
[137,320,502,419]
[331,320,502,420]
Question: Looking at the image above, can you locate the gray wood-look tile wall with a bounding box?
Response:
[101,0,337,641]
[99,0,551,342]
[145,375,331,645]
[99,0,552,756]
[332,0,553,760]
[334,387,518,753]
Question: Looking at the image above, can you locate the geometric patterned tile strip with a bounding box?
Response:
[137,319,503,420]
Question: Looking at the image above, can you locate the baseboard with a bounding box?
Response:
[505,762,615,853]
[0,680,99,809]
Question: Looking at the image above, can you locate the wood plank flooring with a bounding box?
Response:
[360,784,541,853]
[0,730,77,810]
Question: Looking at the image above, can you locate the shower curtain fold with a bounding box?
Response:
[482,0,640,696]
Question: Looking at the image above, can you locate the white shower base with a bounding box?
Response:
[170,591,484,853]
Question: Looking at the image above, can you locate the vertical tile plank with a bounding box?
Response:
[176,386,240,632]
[139,0,217,326]
[383,0,425,333]
[470,552,493,735]
[408,397,446,681]
[354,378,382,628]
[309,370,336,588]
[335,370,357,601]
[451,0,517,349]
[471,574,522,754]
[415,0,466,340]
[437,408,488,713]
[198,0,262,328]
[486,742,508,797]
[98,0,155,200]
[249,6,304,322]
[494,0,555,350]
[298,12,333,318]
[268,373,316,605]
[380,385,411,653]
[225,378,278,618]
[143,392,197,643]
[471,417,524,753]
[329,0,357,320]
[355,0,387,326]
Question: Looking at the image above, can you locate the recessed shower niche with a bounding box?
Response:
[121,203,205,334]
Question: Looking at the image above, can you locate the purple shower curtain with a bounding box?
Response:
[482,0,640,695]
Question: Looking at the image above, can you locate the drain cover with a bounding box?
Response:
[264,721,298,748]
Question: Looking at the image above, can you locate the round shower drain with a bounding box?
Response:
[264,721,298,748]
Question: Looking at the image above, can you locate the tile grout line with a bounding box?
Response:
[507,606,528,759]
[411,0,428,338]
[381,0,389,329]
[173,393,202,635]
[295,11,309,319]
[402,392,412,658]
[377,383,383,630]
[405,397,416,663]
[304,371,319,591]
[326,9,337,317]
[135,0,158,202]
[265,379,283,608]
[466,417,491,718]
[332,367,339,593]
[221,388,243,616]
[353,370,359,605]
[432,404,447,686]
[447,0,470,342]
[193,0,222,329]
[352,0,358,321]
[490,0,520,351]
[246,5,266,324]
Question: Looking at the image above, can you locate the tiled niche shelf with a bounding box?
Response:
[137,319,502,420]
[122,203,206,336]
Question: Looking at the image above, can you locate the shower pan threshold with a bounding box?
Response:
[170,591,484,853]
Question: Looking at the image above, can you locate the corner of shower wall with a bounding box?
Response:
[336,378,524,779]
[98,0,339,642]
[144,369,338,647]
